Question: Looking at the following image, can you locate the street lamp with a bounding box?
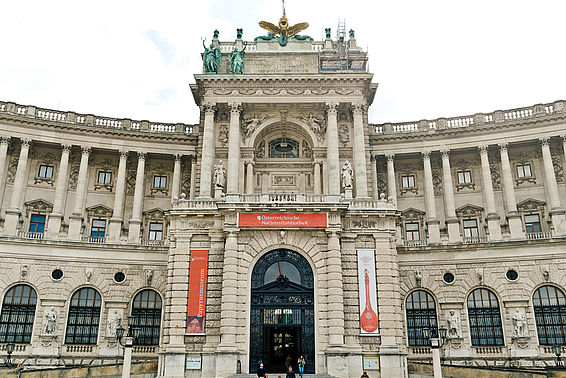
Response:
[423,326,447,378]
[5,342,15,367]
[554,344,563,367]
[116,315,142,378]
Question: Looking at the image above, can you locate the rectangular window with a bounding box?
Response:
[457,171,472,184]
[153,175,167,188]
[38,165,54,179]
[91,219,106,237]
[525,214,542,233]
[401,175,415,188]
[29,214,46,233]
[463,219,479,238]
[97,171,112,185]
[405,222,420,241]
[149,222,163,240]
[517,164,532,178]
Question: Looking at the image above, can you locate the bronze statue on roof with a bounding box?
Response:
[255,0,312,46]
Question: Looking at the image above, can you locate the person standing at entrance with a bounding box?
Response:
[297,355,306,377]
[286,366,296,378]
[256,362,266,377]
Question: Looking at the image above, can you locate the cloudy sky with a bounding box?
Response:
[1,0,564,125]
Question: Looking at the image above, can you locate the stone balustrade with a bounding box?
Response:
[373,100,564,135]
[0,101,196,135]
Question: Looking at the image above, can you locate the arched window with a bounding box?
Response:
[131,290,162,346]
[65,287,101,345]
[533,285,566,345]
[406,290,437,346]
[467,288,504,346]
[269,138,299,158]
[0,285,37,343]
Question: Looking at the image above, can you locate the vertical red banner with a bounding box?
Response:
[186,250,208,334]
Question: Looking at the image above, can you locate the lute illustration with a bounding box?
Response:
[360,269,378,332]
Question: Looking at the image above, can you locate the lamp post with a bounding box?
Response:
[5,342,15,367]
[423,326,447,378]
[554,344,563,368]
[116,315,141,378]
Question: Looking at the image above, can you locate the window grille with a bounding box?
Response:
[65,287,101,344]
[131,290,162,346]
[467,288,504,346]
[406,290,437,346]
[533,285,566,345]
[0,285,37,343]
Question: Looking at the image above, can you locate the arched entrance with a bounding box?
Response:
[250,249,315,374]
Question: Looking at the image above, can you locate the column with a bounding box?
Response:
[499,142,524,239]
[326,102,341,199]
[189,155,197,200]
[314,161,321,195]
[351,103,368,197]
[226,103,242,200]
[198,103,216,198]
[68,146,91,240]
[216,230,239,376]
[171,153,182,201]
[386,154,397,206]
[540,137,566,235]
[327,231,345,346]
[3,138,31,235]
[441,150,461,243]
[0,137,11,213]
[107,150,128,242]
[245,161,254,194]
[370,155,378,199]
[46,144,72,239]
[422,151,440,243]
[128,152,146,244]
[479,145,502,241]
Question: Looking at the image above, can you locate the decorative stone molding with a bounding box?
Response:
[338,124,350,147]
[24,199,54,215]
[85,204,113,218]
[218,124,229,146]
[455,204,484,219]
[516,198,546,213]
[432,170,442,195]
[241,114,265,142]
[302,113,326,142]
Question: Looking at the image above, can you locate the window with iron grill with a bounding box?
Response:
[533,285,566,345]
[467,288,504,346]
[65,287,101,345]
[131,289,162,346]
[406,290,437,346]
[0,285,37,343]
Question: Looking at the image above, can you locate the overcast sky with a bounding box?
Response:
[1,0,564,125]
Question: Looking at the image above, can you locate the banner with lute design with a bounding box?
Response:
[357,249,379,334]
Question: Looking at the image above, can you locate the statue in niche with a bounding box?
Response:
[302,113,325,142]
[202,39,221,74]
[242,115,266,140]
[414,271,422,287]
[512,309,527,338]
[214,160,226,188]
[107,310,122,337]
[43,307,58,335]
[341,161,353,189]
[230,42,247,74]
[446,310,462,339]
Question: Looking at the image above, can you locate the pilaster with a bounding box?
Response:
[107,149,128,242]
[499,142,524,240]
[0,136,11,214]
[479,145,502,241]
[199,103,216,198]
[46,144,72,239]
[540,137,566,235]
[171,153,182,201]
[351,103,368,198]
[4,138,32,235]
[422,151,440,243]
[326,102,340,199]
[226,102,242,201]
[441,150,461,244]
[68,146,91,240]
[128,152,146,244]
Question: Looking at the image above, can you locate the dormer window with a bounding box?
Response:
[269,138,298,158]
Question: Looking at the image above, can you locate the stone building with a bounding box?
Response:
[0,19,566,378]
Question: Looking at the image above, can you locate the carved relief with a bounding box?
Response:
[490,164,501,190]
[146,270,154,286]
[6,157,18,183]
[106,310,122,337]
[255,140,265,158]
[68,164,80,190]
[302,140,312,158]
[85,204,113,218]
[181,220,215,229]
[511,308,528,338]
[446,310,462,339]
[338,124,350,147]
[553,156,564,182]
[432,170,442,195]
[302,113,325,142]
[241,115,266,142]
[24,199,53,214]
[42,307,58,336]
[218,124,229,146]
[351,220,377,229]
[272,175,295,185]
[126,170,137,195]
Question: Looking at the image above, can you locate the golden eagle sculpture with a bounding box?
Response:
[255,1,313,46]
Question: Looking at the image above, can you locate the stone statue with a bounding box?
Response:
[202,40,222,74]
[325,28,331,39]
[230,42,247,74]
[214,160,226,188]
[146,269,154,286]
[242,114,265,140]
[512,309,527,337]
[43,307,57,335]
[415,271,422,287]
[341,161,353,189]
[446,310,462,339]
[302,113,325,142]
[107,310,122,337]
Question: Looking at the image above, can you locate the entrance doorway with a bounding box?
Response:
[250,249,315,374]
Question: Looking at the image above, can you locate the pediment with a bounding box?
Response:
[85,204,113,217]
[517,198,546,212]
[456,204,484,217]
[401,207,426,220]
[143,207,166,220]
[24,199,53,213]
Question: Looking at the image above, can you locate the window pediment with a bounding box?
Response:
[85,204,113,218]
[517,198,546,212]
[456,204,484,218]
[24,199,53,214]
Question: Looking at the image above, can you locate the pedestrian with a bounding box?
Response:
[361,371,370,378]
[286,366,296,378]
[257,362,266,377]
[285,354,292,370]
[297,355,306,377]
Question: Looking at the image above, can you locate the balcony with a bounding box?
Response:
[402,239,428,247]
[81,236,106,244]
[525,231,553,240]
[462,236,488,244]
[18,231,44,240]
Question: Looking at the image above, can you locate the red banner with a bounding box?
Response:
[238,213,328,228]
[186,250,208,334]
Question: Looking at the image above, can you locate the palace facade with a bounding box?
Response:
[0,24,566,378]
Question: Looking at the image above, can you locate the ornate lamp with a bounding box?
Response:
[116,325,125,345]
[439,327,447,342]
[554,344,563,367]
